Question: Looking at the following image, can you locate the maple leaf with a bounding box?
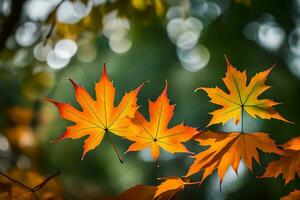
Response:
[106,177,196,200]
[105,185,157,200]
[125,82,198,160]
[186,130,283,183]
[154,177,185,200]
[0,170,60,200]
[281,190,300,200]
[281,136,300,151]
[154,177,202,200]
[197,57,291,127]
[261,136,300,185]
[46,64,144,160]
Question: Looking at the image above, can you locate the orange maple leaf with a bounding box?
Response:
[154,177,185,200]
[46,64,144,160]
[261,136,300,185]
[105,185,157,200]
[281,190,300,200]
[197,57,291,127]
[107,177,197,200]
[186,130,283,183]
[125,82,198,160]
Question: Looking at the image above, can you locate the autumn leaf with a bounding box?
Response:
[155,177,202,200]
[261,136,300,185]
[0,170,61,200]
[281,190,300,200]
[186,130,283,183]
[6,106,33,125]
[197,57,291,127]
[154,177,185,200]
[281,136,300,151]
[3,106,37,150]
[105,185,156,200]
[46,64,144,160]
[125,82,198,160]
[106,177,196,200]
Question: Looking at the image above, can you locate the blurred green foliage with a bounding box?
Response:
[0,0,299,199]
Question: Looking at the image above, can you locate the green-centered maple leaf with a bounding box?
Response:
[197,57,291,127]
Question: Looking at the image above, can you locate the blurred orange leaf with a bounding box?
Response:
[4,126,36,150]
[7,106,33,126]
[4,107,36,150]
[125,82,198,160]
[47,64,144,160]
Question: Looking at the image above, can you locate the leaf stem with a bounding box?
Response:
[106,132,124,163]
[43,0,65,45]
[184,181,203,185]
[241,105,244,134]
[33,170,60,191]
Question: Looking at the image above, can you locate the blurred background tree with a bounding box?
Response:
[0,0,299,199]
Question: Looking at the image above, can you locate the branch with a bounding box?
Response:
[0,0,26,52]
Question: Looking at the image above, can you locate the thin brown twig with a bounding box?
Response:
[0,171,32,191]
[0,170,60,200]
[33,170,60,191]
[106,132,124,163]
[43,0,66,45]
